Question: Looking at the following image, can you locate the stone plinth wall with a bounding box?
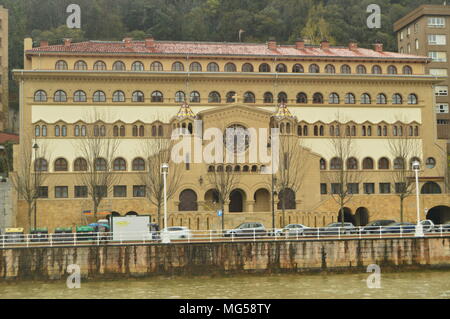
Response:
[0,237,449,280]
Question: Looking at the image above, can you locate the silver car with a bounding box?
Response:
[224,222,266,237]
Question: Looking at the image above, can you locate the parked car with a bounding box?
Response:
[434,221,450,233]
[381,220,435,235]
[224,222,267,237]
[162,226,192,240]
[420,220,435,233]
[361,220,396,234]
[149,223,160,240]
[303,222,356,236]
[4,228,25,243]
[273,224,309,237]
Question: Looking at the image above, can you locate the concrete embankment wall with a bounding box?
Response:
[0,237,449,280]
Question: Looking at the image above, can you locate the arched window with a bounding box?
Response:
[113,125,119,137]
[93,61,107,70]
[347,157,358,170]
[151,125,157,137]
[372,65,382,74]
[35,158,48,172]
[74,125,80,136]
[208,91,221,103]
[224,63,236,72]
[329,93,340,104]
[207,62,219,72]
[378,157,390,169]
[54,90,67,102]
[403,65,413,74]
[243,92,255,103]
[263,92,273,103]
[132,91,144,102]
[139,125,144,136]
[150,61,163,71]
[325,64,335,74]
[387,65,397,74]
[42,125,47,136]
[113,158,127,171]
[356,65,367,74]
[309,64,320,73]
[292,64,304,73]
[345,93,355,104]
[278,92,287,103]
[34,90,47,102]
[408,94,418,104]
[376,93,387,104]
[341,64,351,74]
[172,61,184,71]
[189,62,202,72]
[119,125,125,136]
[132,158,145,171]
[175,91,186,103]
[421,182,442,194]
[131,61,144,71]
[277,188,296,210]
[93,90,106,102]
[80,125,86,136]
[151,91,163,102]
[296,92,307,104]
[362,158,374,169]
[95,158,107,171]
[190,91,200,103]
[74,60,87,70]
[54,158,68,171]
[242,63,254,72]
[55,60,68,70]
[74,158,87,171]
[112,90,125,102]
[276,63,287,72]
[112,61,126,71]
[132,125,138,136]
[394,157,405,170]
[320,158,327,170]
[313,93,323,104]
[259,63,271,72]
[158,125,163,136]
[62,125,67,136]
[392,93,402,104]
[426,157,436,169]
[74,90,87,102]
[330,157,343,170]
[179,189,198,211]
[361,93,371,104]
[35,125,40,137]
[409,157,421,170]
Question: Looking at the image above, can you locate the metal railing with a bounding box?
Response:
[1,225,449,248]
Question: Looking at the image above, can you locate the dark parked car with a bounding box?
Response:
[361,220,396,234]
[380,222,416,234]
[303,222,356,236]
[434,221,450,233]
[224,222,267,238]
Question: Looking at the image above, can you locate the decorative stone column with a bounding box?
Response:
[246,200,255,212]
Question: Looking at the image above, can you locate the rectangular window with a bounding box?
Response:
[363,183,375,194]
[428,34,446,45]
[437,119,449,124]
[428,17,445,28]
[379,183,391,194]
[348,183,359,194]
[94,185,107,198]
[429,68,448,76]
[38,186,48,198]
[414,23,419,33]
[436,103,449,113]
[435,86,448,96]
[320,183,327,195]
[55,186,68,198]
[331,183,342,195]
[133,185,146,197]
[113,185,127,197]
[428,51,447,62]
[400,31,404,40]
[395,183,407,194]
[74,186,88,198]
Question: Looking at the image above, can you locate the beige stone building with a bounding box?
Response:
[12,36,450,231]
[0,5,8,131]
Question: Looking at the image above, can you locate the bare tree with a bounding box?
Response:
[325,122,363,226]
[139,137,183,227]
[387,123,420,222]
[11,135,50,230]
[76,113,121,218]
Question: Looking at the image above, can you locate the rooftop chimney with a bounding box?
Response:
[63,38,72,47]
[320,38,330,50]
[40,40,49,47]
[123,37,133,48]
[374,40,383,52]
[349,40,358,51]
[267,37,277,50]
[295,38,305,50]
[145,35,155,49]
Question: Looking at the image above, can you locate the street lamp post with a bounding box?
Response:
[32,143,39,230]
[160,163,170,243]
[412,160,424,237]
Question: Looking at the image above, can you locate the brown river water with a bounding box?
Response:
[0,270,449,299]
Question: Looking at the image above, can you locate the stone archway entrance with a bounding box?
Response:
[337,207,354,224]
[179,189,198,211]
[254,188,270,212]
[229,189,245,212]
[426,206,450,224]
[354,207,369,226]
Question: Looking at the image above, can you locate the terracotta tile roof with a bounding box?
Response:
[0,132,19,144]
[28,40,428,61]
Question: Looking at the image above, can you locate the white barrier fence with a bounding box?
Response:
[1,224,450,248]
